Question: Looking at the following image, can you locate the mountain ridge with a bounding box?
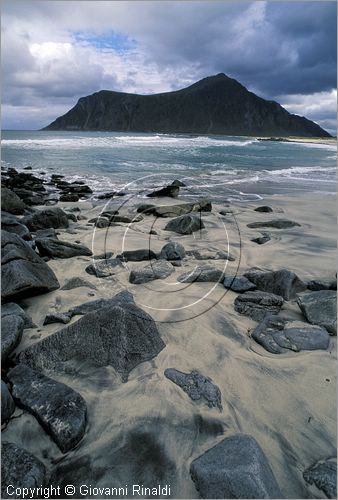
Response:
[43,73,331,137]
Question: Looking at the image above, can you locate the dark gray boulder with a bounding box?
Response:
[129,260,175,284]
[1,315,24,361]
[251,315,330,354]
[8,364,87,453]
[307,278,337,291]
[88,216,110,228]
[1,381,15,423]
[61,277,97,290]
[164,214,205,235]
[159,242,186,260]
[297,290,337,334]
[247,219,301,229]
[1,188,27,215]
[223,276,256,293]
[251,232,271,245]
[164,368,222,409]
[1,231,59,301]
[303,459,337,499]
[59,193,79,202]
[190,434,282,499]
[244,268,306,300]
[1,212,31,240]
[116,249,157,262]
[178,266,224,283]
[35,228,59,239]
[108,214,143,223]
[93,251,113,260]
[18,292,165,382]
[1,442,46,499]
[147,185,179,198]
[43,312,71,325]
[139,200,212,218]
[1,302,35,329]
[254,206,273,213]
[171,179,186,187]
[35,238,92,259]
[22,207,69,231]
[234,291,284,321]
[136,203,156,214]
[186,249,235,261]
[70,290,134,316]
[85,258,124,277]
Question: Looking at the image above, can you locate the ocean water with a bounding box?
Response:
[2,130,336,202]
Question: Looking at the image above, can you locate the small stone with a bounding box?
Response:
[159,242,186,260]
[178,266,224,283]
[234,291,284,321]
[223,276,256,293]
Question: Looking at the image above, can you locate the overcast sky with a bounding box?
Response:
[2,1,337,133]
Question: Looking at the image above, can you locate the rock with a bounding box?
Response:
[136,203,156,214]
[69,291,134,316]
[116,249,157,262]
[1,188,27,215]
[59,193,79,202]
[178,266,224,283]
[297,290,337,334]
[22,207,69,231]
[18,292,165,382]
[251,232,271,245]
[1,315,25,361]
[307,278,337,291]
[138,200,212,218]
[303,459,337,499]
[164,368,222,409]
[159,242,186,260]
[101,210,119,218]
[35,228,58,239]
[35,238,92,259]
[97,191,117,199]
[186,249,235,261]
[1,212,31,240]
[93,251,113,260]
[171,179,186,187]
[1,442,46,498]
[1,381,15,423]
[190,434,282,499]
[43,312,71,325]
[223,276,256,293]
[147,185,179,198]
[254,206,273,213]
[164,214,205,235]
[88,216,110,228]
[61,277,97,291]
[94,214,142,224]
[1,231,60,301]
[244,268,306,300]
[65,212,77,222]
[65,184,92,194]
[129,260,175,284]
[1,302,35,329]
[234,291,284,321]
[247,219,300,229]
[85,258,124,277]
[8,364,87,453]
[251,315,330,354]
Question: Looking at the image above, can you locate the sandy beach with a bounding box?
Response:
[2,168,336,499]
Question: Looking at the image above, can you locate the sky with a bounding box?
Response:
[2,1,337,133]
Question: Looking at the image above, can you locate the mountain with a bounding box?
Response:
[43,73,330,137]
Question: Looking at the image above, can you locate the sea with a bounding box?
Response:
[2,130,336,203]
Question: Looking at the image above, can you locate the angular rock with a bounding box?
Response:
[251,315,330,354]
[190,434,282,499]
[254,206,273,213]
[59,193,79,202]
[1,315,25,361]
[1,302,35,329]
[22,207,69,231]
[251,232,271,245]
[129,260,174,284]
[303,459,337,499]
[35,228,58,239]
[142,200,212,218]
[171,179,186,187]
[70,290,134,316]
[159,242,186,260]
[8,364,87,453]
[85,258,124,277]
[1,188,27,215]
[43,312,72,325]
[61,277,97,291]
[297,290,337,334]
[186,249,235,261]
[234,291,284,322]
[106,215,143,224]
[244,268,306,300]
[1,442,46,498]
[35,238,92,259]
[93,251,113,260]
[116,249,157,262]
[164,214,205,235]
[164,368,222,409]
[307,278,337,291]
[247,219,300,229]
[147,185,179,198]
[1,231,59,301]
[178,266,224,283]
[223,276,256,293]
[136,203,156,214]
[88,216,110,228]
[1,212,31,240]
[1,381,15,423]
[18,292,165,382]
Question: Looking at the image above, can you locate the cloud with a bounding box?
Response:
[1,1,336,132]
